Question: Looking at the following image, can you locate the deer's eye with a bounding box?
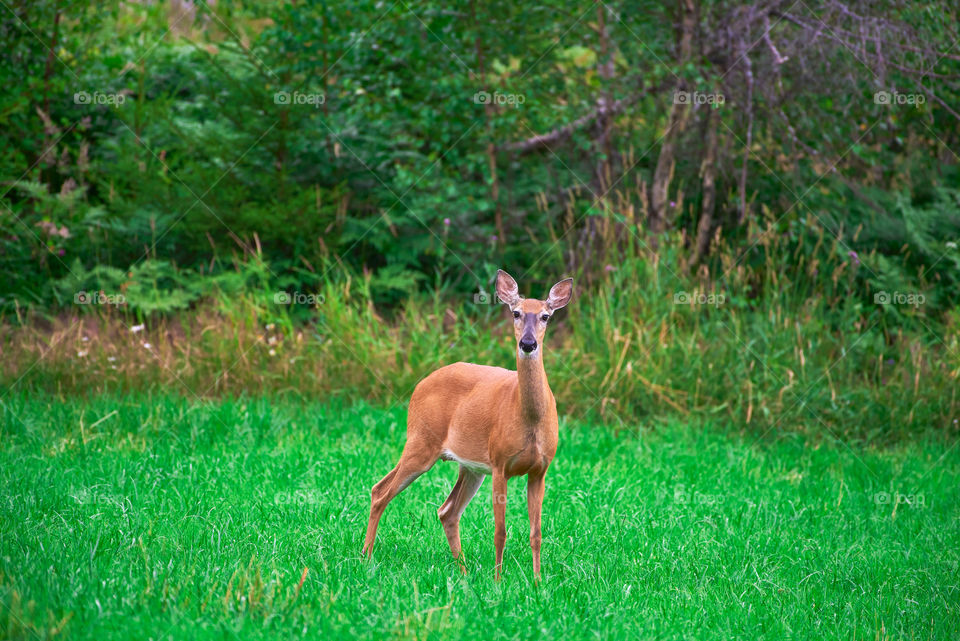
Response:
[541,314,550,322]
[513,310,521,319]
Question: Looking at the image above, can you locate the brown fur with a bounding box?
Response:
[362,270,574,579]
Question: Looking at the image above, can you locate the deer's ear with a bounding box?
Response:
[546,278,574,310]
[495,269,520,306]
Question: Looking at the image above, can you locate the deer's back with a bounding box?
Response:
[407,362,516,463]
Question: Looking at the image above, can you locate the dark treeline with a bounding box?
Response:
[1,0,958,313]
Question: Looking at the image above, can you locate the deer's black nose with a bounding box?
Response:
[519,338,537,353]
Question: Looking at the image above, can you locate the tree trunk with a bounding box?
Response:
[691,106,718,267]
[649,0,695,236]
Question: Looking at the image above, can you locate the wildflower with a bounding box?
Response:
[443,218,451,226]
[142,342,152,349]
[848,250,860,266]
[269,349,276,356]
[605,264,616,272]
[107,357,116,362]
[77,350,88,358]
[131,324,145,333]
[36,221,70,238]
[947,241,958,250]
[82,336,89,342]
[266,323,275,331]
[669,201,676,208]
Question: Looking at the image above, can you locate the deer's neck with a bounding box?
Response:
[516,352,550,423]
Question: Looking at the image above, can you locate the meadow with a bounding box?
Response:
[1,394,958,640]
[3,2,959,639]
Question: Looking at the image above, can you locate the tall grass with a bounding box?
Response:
[2,221,958,440]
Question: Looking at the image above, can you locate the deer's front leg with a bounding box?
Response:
[492,471,508,580]
[526,473,545,580]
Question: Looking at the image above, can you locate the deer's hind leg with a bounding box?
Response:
[438,465,485,561]
[362,440,440,557]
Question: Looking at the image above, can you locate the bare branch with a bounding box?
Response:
[763,15,788,65]
[496,93,644,155]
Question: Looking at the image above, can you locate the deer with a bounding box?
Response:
[362,269,574,580]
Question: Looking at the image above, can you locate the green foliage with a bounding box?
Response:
[2,0,958,316]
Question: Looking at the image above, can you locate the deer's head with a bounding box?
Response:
[495,269,573,359]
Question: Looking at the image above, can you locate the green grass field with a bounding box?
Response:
[1,394,958,640]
